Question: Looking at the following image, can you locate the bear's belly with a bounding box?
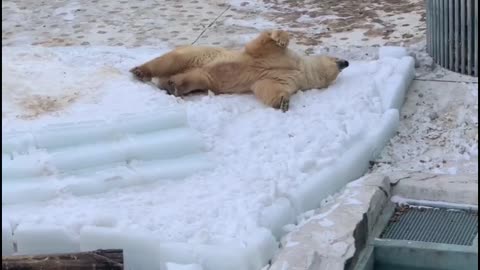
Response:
[207,62,259,94]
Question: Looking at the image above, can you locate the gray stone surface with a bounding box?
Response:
[2,0,229,47]
[269,174,390,270]
[372,78,478,175]
[389,171,478,205]
[270,171,478,270]
[2,0,426,49]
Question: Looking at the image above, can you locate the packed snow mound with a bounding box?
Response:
[2,109,211,204]
[2,46,414,270]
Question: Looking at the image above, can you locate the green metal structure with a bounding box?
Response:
[354,204,478,270]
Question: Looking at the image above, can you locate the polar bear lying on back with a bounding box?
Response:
[130,30,349,112]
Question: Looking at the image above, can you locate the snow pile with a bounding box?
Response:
[166,263,203,270]
[2,46,414,269]
[2,222,14,256]
[2,109,211,204]
[379,46,409,59]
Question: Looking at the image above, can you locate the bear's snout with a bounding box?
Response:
[336,59,349,70]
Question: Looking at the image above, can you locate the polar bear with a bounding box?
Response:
[130,30,349,112]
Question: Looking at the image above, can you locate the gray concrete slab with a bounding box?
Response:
[269,174,390,270]
[270,172,478,270]
[372,78,478,175]
[389,171,478,205]
[2,0,229,47]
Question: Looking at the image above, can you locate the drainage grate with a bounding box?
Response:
[380,205,478,246]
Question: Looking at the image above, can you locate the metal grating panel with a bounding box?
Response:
[380,205,478,246]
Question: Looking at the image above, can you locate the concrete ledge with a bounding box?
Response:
[270,171,478,270]
[389,171,478,205]
[269,174,390,270]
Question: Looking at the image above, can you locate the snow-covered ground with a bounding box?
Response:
[2,46,414,269]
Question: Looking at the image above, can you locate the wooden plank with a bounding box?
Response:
[2,249,123,270]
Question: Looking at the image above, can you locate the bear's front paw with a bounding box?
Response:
[130,67,151,82]
[270,30,289,48]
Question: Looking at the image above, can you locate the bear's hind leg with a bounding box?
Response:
[130,47,221,82]
[130,51,190,82]
[167,69,212,96]
[251,79,295,112]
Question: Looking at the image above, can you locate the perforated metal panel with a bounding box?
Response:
[380,206,478,246]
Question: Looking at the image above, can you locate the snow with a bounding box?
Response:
[2,46,414,269]
[379,46,409,60]
[288,109,399,213]
[14,224,79,255]
[3,109,187,152]
[2,222,14,255]
[80,226,166,269]
[79,226,276,270]
[3,180,57,205]
[259,198,296,239]
[166,263,204,270]
[379,57,415,110]
[3,97,210,204]
[3,131,211,203]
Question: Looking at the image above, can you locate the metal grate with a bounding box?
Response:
[380,206,478,246]
[426,0,478,77]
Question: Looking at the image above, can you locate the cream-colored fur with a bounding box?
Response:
[130,30,348,112]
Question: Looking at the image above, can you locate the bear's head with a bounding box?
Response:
[334,58,349,71]
[311,56,349,86]
[321,56,349,72]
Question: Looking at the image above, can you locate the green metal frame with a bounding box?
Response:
[353,203,479,270]
[374,239,477,270]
